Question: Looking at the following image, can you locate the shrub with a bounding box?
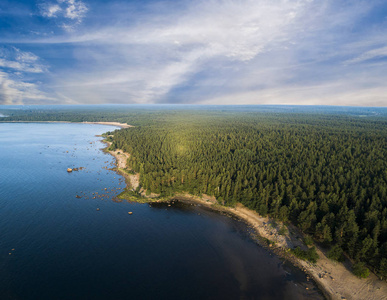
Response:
[278,225,287,236]
[353,262,370,278]
[306,246,319,263]
[304,235,314,246]
[291,246,319,263]
[327,245,345,262]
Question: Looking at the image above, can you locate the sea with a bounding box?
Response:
[0,123,323,300]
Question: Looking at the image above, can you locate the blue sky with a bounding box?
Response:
[0,0,386,105]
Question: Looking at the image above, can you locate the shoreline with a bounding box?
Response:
[82,121,133,128]
[0,120,133,128]
[104,143,387,300]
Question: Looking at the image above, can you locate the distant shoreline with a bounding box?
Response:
[0,121,133,128]
[104,137,387,300]
[81,121,133,128]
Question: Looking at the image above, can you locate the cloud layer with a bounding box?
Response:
[0,47,54,104]
[0,0,386,105]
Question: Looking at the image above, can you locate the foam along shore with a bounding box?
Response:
[106,143,387,300]
[0,120,133,128]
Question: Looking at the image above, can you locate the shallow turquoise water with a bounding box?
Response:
[0,123,323,300]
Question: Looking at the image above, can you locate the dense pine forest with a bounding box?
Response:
[1,105,387,278]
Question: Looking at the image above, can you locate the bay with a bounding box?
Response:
[0,123,323,300]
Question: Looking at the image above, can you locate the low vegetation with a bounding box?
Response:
[352,262,370,278]
[327,244,345,262]
[291,246,319,263]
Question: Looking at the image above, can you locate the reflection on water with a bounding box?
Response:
[0,123,323,300]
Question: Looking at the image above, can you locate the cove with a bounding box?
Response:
[0,123,323,300]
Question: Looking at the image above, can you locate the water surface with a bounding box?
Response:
[0,123,323,300]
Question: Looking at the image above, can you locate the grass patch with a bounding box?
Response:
[117,189,149,203]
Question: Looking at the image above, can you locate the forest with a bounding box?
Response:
[1,105,387,278]
[107,111,387,279]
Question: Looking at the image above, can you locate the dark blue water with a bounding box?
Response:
[0,123,323,300]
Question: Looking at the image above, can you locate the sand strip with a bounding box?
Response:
[0,121,133,128]
[82,121,133,128]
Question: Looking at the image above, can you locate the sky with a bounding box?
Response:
[0,0,386,106]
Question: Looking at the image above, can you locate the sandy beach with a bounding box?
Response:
[106,143,387,300]
[82,121,133,128]
[0,120,133,128]
[104,142,140,191]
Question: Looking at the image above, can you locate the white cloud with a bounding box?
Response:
[63,0,88,20]
[200,84,387,107]
[3,0,387,105]
[40,4,61,18]
[72,0,309,61]
[45,0,317,103]
[0,71,55,105]
[0,47,55,104]
[345,45,387,64]
[0,47,46,73]
[39,0,88,31]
